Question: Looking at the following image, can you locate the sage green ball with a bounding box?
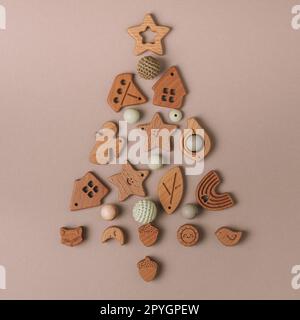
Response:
[132,200,157,224]
[181,204,198,220]
[169,110,183,123]
[148,154,163,170]
[123,108,141,124]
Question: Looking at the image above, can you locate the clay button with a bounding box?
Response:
[177,224,199,247]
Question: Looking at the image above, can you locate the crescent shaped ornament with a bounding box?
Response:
[101,226,125,245]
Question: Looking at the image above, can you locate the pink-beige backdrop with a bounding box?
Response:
[0,0,300,299]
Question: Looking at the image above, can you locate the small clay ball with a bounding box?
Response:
[133,200,157,224]
[137,56,161,80]
[148,154,163,170]
[181,204,199,220]
[101,204,118,221]
[123,108,141,124]
[169,110,183,123]
[186,134,204,152]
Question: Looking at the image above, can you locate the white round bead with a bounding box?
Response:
[181,204,198,219]
[185,134,204,152]
[100,204,118,221]
[169,110,183,123]
[148,154,163,170]
[123,108,141,124]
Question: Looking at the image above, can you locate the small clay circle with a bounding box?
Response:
[177,224,199,247]
[100,204,118,221]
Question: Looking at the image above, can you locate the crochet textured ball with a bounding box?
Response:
[132,200,157,224]
[137,56,161,80]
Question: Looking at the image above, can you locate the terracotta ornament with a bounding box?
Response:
[177,224,199,247]
[137,112,177,151]
[137,256,159,282]
[108,162,150,201]
[152,66,187,109]
[215,227,243,246]
[101,226,125,245]
[181,118,212,162]
[128,13,171,56]
[138,223,159,247]
[158,166,184,214]
[107,73,147,112]
[70,172,109,211]
[60,227,84,247]
[89,121,124,165]
[195,170,234,211]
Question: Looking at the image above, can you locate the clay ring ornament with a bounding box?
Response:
[181,118,212,162]
[195,170,234,211]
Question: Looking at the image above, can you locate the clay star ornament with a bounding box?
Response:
[138,113,177,151]
[127,13,171,56]
[108,162,150,201]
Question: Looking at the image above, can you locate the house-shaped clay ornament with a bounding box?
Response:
[70,172,109,211]
[152,66,187,109]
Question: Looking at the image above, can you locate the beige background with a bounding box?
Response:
[0,0,300,300]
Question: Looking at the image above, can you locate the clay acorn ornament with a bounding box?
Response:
[195,170,234,211]
[137,256,159,282]
[215,227,243,246]
[60,227,84,247]
[138,223,159,247]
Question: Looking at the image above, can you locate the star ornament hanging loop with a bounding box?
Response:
[127,13,171,56]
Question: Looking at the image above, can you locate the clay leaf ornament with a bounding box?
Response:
[108,162,150,201]
[128,13,171,56]
[158,166,184,214]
